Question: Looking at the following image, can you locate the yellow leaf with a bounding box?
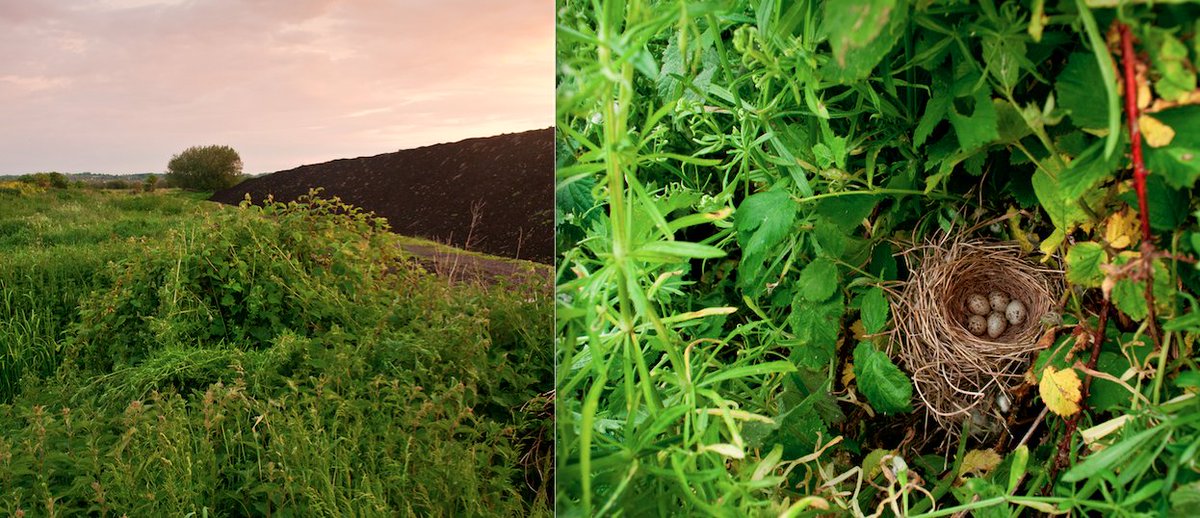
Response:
[1139,115,1176,148]
[841,362,856,387]
[1103,209,1140,250]
[959,449,1003,478]
[851,319,867,341]
[1040,366,1082,417]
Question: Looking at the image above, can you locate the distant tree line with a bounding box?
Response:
[7,144,244,193]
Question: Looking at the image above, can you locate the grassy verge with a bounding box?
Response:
[0,188,551,516]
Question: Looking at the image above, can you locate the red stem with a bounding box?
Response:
[1118,23,1153,244]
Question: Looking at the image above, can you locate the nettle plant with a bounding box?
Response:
[557,0,1200,515]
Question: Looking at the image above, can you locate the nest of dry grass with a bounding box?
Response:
[889,237,1062,435]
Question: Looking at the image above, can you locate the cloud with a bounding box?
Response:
[0,0,553,174]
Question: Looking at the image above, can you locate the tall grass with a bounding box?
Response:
[0,188,552,515]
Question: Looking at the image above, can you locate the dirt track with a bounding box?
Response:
[399,244,552,291]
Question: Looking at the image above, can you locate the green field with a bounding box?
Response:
[0,187,551,516]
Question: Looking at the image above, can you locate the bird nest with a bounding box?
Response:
[889,238,1062,436]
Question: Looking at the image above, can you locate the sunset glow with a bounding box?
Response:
[0,0,553,175]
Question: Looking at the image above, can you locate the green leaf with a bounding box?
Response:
[914,78,951,147]
[1058,138,1122,200]
[1147,28,1196,102]
[853,341,913,414]
[823,0,903,83]
[1119,175,1187,231]
[789,292,844,368]
[860,287,889,334]
[1061,426,1162,483]
[814,217,847,258]
[1112,277,1148,321]
[813,194,878,231]
[1088,352,1132,412]
[947,86,999,151]
[1055,52,1109,130]
[982,30,1028,93]
[1065,242,1106,288]
[1171,481,1200,516]
[1145,106,1200,189]
[736,189,797,290]
[633,241,727,261]
[1032,171,1087,231]
[798,257,839,302]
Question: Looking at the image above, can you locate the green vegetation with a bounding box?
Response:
[0,188,551,515]
[167,144,245,191]
[557,0,1200,515]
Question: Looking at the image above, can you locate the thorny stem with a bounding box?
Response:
[1118,22,1162,350]
[1050,300,1110,480]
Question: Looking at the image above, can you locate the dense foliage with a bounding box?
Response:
[556,0,1200,515]
[0,188,552,516]
[167,144,245,191]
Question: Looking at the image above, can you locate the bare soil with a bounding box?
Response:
[210,128,555,264]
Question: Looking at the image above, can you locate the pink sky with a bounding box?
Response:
[0,0,553,175]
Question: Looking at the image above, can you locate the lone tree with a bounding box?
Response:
[167,145,243,191]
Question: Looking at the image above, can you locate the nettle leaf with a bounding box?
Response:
[1065,241,1106,288]
[1056,53,1109,130]
[1145,106,1200,189]
[798,257,839,302]
[735,189,797,290]
[814,217,847,257]
[853,341,913,414]
[823,0,906,83]
[914,76,951,147]
[860,287,890,334]
[947,87,999,152]
[1172,481,1200,516]
[789,292,844,368]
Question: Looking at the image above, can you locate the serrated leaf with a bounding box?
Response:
[915,78,951,147]
[1112,277,1148,321]
[735,190,797,291]
[1145,106,1200,189]
[814,217,847,257]
[948,87,999,151]
[853,341,913,414]
[789,292,844,368]
[1065,242,1106,288]
[814,194,878,231]
[1040,365,1082,417]
[1056,53,1109,130]
[823,0,905,83]
[959,449,1003,478]
[860,287,889,334]
[798,257,839,302]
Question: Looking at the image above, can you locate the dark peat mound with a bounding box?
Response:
[210,127,554,264]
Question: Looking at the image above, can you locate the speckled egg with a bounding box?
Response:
[966,314,987,335]
[986,312,1007,338]
[989,291,1010,312]
[1006,299,1027,325]
[967,293,990,316]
